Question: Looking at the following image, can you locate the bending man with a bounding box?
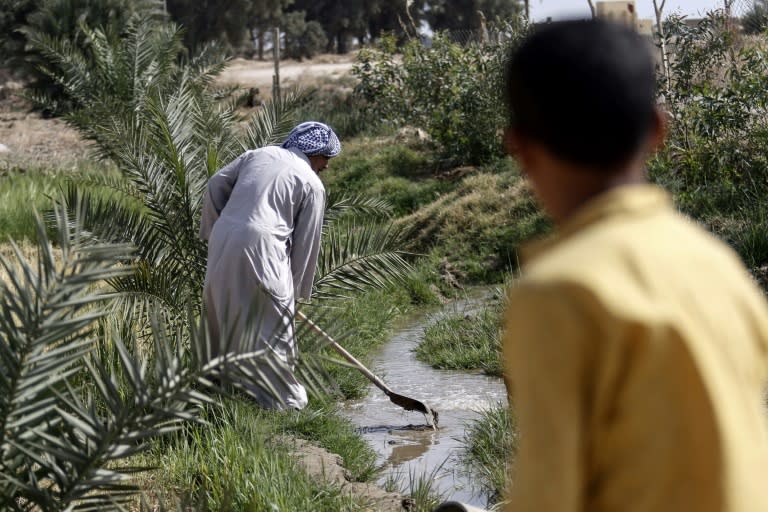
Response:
[200,121,341,410]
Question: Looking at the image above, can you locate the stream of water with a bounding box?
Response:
[343,289,507,508]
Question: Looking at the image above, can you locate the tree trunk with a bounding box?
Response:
[587,0,596,18]
[653,0,670,96]
[258,29,265,61]
[337,31,348,54]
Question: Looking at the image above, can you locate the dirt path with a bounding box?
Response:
[218,55,356,94]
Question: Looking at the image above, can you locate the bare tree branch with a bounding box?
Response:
[587,0,596,18]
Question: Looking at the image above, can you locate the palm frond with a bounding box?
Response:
[0,202,134,509]
[239,87,313,155]
[324,191,394,229]
[313,221,415,301]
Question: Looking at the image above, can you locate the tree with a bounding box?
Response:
[0,0,154,84]
[0,0,38,74]
[653,0,670,94]
[166,0,251,50]
[742,0,768,34]
[282,10,328,60]
[426,0,523,32]
[246,0,292,60]
[289,0,368,54]
[365,0,426,42]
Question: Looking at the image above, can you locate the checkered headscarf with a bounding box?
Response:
[281,121,341,157]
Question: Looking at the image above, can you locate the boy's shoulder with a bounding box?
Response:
[519,189,763,318]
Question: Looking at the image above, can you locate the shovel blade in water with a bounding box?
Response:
[387,391,439,428]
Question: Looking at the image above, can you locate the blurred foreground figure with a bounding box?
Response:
[501,19,768,512]
[200,121,340,410]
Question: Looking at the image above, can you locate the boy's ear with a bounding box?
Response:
[504,127,535,174]
[648,107,668,153]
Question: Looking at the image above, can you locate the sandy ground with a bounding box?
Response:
[0,98,91,170]
[218,54,356,96]
[0,53,355,167]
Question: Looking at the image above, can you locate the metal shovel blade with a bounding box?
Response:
[387,390,439,428]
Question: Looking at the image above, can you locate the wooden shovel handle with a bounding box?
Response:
[296,310,394,396]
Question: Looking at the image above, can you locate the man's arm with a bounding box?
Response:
[290,186,326,300]
[503,282,596,512]
[199,152,249,240]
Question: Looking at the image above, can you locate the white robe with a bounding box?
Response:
[199,146,325,409]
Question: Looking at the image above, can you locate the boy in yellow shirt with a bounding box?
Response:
[501,19,768,512]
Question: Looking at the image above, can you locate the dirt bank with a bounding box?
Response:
[280,436,408,511]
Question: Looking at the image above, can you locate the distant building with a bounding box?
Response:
[636,18,654,36]
[595,0,653,35]
[596,0,637,27]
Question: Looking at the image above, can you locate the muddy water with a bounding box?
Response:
[344,290,507,508]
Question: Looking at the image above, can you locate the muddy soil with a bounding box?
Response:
[279,436,408,511]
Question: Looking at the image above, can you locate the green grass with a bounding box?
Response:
[0,163,119,241]
[324,137,451,216]
[399,167,550,283]
[461,403,517,506]
[140,398,371,511]
[415,298,504,376]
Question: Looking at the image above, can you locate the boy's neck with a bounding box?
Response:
[547,158,647,226]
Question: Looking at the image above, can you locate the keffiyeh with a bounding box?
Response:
[281,121,341,157]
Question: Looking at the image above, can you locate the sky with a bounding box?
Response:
[528,0,741,22]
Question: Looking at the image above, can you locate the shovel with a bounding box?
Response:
[297,310,438,429]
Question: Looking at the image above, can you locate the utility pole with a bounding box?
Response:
[272,26,281,103]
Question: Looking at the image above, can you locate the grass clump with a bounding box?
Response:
[415,295,504,376]
[461,404,517,506]
[400,169,549,283]
[143,398,375,511]
[323,137,450,216]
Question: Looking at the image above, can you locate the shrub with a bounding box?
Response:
[353,24,527,166]
[651,11,768,272]
[653,13,768,211]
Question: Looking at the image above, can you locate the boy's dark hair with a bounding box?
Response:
[505,19,656,169]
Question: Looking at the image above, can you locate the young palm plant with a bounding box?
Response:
[0,202,288,511]
[37,14,414,382]
[13,12,417,509]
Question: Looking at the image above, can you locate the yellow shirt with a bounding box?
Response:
[502,185,768,512]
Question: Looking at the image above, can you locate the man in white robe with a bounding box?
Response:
[199,122,341,409]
